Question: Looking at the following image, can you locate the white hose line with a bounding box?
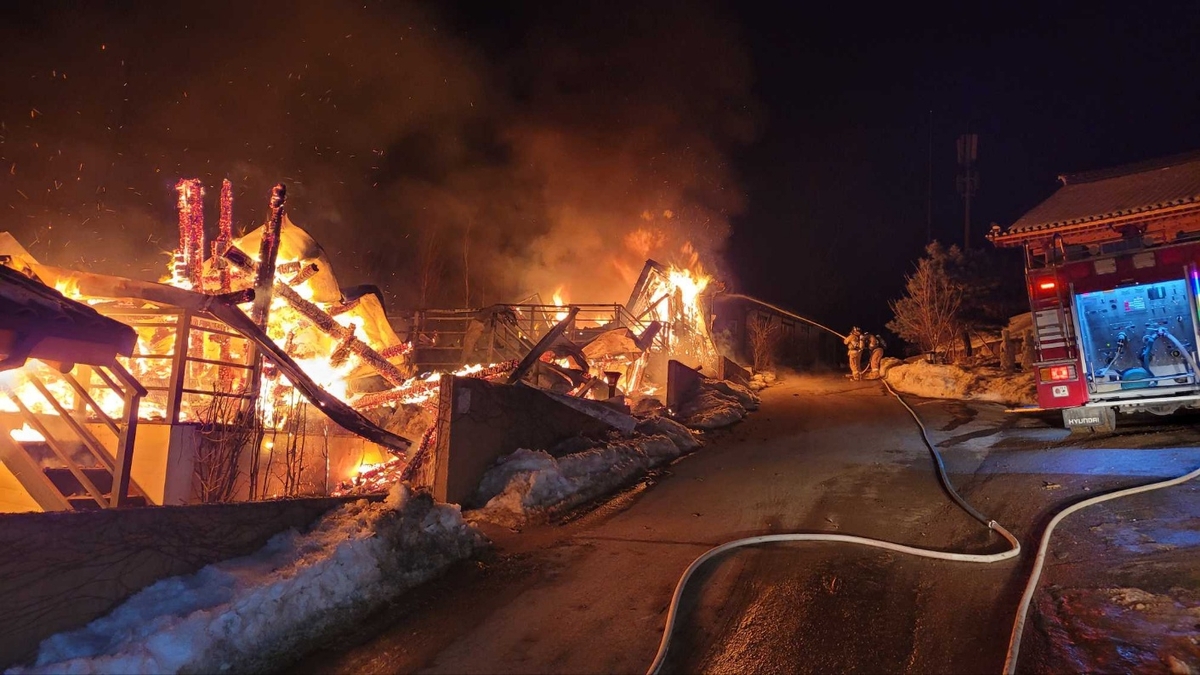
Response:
[1001,462,1200,674]
[646,381,1020,674]
[646,527,1020,674]
[719,293,847,339]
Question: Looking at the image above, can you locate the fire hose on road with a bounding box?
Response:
[1001,457,1200,674]
[647,379,1200,674]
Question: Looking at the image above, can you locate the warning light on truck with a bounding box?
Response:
[1039,365,1076,381]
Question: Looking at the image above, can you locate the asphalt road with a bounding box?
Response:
[295,374,1200,675]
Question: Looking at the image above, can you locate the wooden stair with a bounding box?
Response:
[43,467,148,509]
[1,435,147,512]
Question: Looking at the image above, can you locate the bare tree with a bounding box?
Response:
[417,224,445,308]
[747,312,780,372]
[193,390,263,503]
[463,216,472,307]
[887,242,965,361]
[276,391,310,497]
[254,387,315,499]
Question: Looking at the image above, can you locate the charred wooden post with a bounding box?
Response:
[328,298,361,317]
[507,306,580,385]
[211,179,234,293]
[350,381,437,410]
[288,263,320,286]
[273,283,409,387]
[329,330,356,368]
[390,376,456,489]
[251,183,287,328]
[174,179,205,289]
[378,342,412,359]
[210,179,237,382]
[246,182,285,425]
[276,261,303,276]
[635,320,663,351]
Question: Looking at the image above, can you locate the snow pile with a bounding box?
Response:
[471,435,682,527]
[466,374,752,527]
[635,415,700,451]
[708,379,760,411]
[883,359,1036,406]
[12,485,485,675]
[676,378,759,430]
[748,370,778,391]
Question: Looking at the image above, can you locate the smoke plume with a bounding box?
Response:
[0,1,758,308]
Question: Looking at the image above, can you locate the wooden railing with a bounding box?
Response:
[0,358,146,509]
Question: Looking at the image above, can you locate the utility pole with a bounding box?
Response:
[926,109,933,244]
[956,133,979,250]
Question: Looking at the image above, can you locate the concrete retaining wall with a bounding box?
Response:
[432,376,617,506]
[666,359,705,411]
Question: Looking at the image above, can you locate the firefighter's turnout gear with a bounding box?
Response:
[866,333,887,379]
[844,327,865,380]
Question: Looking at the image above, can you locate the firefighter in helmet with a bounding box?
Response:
[844,327,865,380]
[866,332,888,379]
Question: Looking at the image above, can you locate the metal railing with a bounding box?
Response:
[395,303,672,372]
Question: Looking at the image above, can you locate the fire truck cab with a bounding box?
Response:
[990,151,1200,432]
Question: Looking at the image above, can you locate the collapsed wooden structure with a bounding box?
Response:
[0,178,727,510]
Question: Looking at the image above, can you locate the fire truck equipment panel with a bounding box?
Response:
[1075,278,1199,395]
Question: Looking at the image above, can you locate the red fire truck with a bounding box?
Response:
[989,151,1200,432]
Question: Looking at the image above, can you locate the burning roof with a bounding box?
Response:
[0,264,136,370]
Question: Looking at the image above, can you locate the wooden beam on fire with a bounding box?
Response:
[222,245,409,388]
[624,259,669,312]
[350,359,518,411]
[29,265,413,454]
[251,183,287,328]
[507,306,580,385]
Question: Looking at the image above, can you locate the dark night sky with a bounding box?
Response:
[727,2,1200,332]
[2,2,1199,335]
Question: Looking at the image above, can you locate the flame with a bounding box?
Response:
[9,180,724,450]
[0,365,77,416]
[668,267,709,309]
[646,259,712,339]
[8,423,44,443]
[552,287,569,322]
[54,277,82,300]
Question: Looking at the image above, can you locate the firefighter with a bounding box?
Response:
[866,332,887,379]
[844,327,864,380]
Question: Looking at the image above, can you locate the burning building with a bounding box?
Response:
[0,178,733,512]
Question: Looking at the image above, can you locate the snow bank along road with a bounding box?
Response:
[297,375,1200,674]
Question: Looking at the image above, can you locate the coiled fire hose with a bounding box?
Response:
[647,378,1200,675]
[646,379,1020,674]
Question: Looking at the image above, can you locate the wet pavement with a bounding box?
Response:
[293,374,1200,674]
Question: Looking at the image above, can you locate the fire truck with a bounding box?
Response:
[989,151,1200,432]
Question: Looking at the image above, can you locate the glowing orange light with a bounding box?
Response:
[1038,281,1056,290]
